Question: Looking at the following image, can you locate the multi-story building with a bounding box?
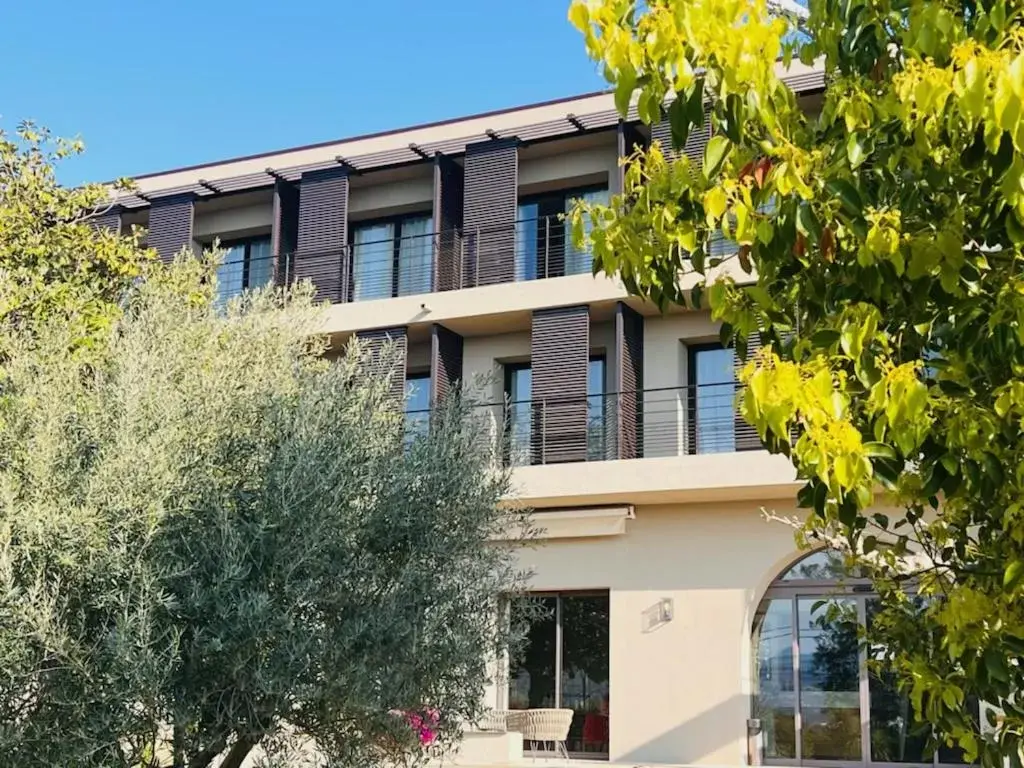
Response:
[97,60,970,768]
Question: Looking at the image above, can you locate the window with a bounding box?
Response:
[587,357,608,460]
[688,344,736,454]
[404,373,431,443]
[516,186,609,281]
[216,236,273,302]
[504,363,532,466]
[509,592,610,758]
[752,551,977,767]
[350,214,433,301]
[502,358,607,465]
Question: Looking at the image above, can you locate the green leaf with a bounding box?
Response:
[863,442,897,459]
[1008,213,1024,246]
[568,1,589,32]
[614,68,638,118]
[703,135,731,180]
[1004,560,1024,591]
[862,535,877,554]
[826,178,865,217]
[797,203,823,245]
[846,134,867,169]
[667,93,692,151]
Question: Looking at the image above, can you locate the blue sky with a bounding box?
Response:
[0,1,606,186]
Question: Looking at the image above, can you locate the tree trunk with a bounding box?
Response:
[219,737,259,768]
[187,736,226,768]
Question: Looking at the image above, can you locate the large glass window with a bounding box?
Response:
[509,592,610,758]
[688,344,736,454]
[350,214,433,301]
[216,236,273,302]
[752,551,976,767]
[404,373,431,443]
[515,187,609,281]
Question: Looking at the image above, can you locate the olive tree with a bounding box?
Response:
[568,0,1024,763]
[0,256,529,768]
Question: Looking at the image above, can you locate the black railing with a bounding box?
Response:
[210,215,599,304]
[402,384,759,466]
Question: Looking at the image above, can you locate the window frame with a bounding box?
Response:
[686,342,737,455]
[348,210,433,300]
[507,590,611,760]
[516,183,609,280]
[217,234,274,296]
[753,551,975,768]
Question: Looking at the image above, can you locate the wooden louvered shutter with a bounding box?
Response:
[272,181,300,286]
[531,305,590,464]
[462,138,518,287]
[734,333,763,450]
[430,324,464,406]
[355,327,408,406]
[147,194,195,263]
[615,302,644,459]
[650,110,711,166]
[90,207,122,233]
[433,154,464,292]
[296,167,349,302]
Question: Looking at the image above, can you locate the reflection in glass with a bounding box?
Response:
[352,222,394,301]
[404,375,431,444]
[505,365,532,466]
[866,599,930,763]
[799,597,861,760]
[753,599,796,758]
[515,204,540,282]
[692,347,736,453]
[587,358,607,461]
[780,550,854,582]
[509,597,557,710]
[560,594,610,754]
[397,215,432,296]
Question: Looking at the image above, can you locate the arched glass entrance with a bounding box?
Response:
[751,550,974,767]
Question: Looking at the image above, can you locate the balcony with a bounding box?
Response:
[470,383,760,466]
[263,214,597,303]
[403,384,798,506]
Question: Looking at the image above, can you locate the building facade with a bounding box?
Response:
[98,60,970,768]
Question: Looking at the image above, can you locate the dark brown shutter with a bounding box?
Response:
[90,207,122,233]
[433,154,464,292]
[615,302,644,459]
[147,194,195,263]
[531,305,590,463]
[272,180,300,286]
[462,138,518,287]
[734,333,763,450]
[430,323,464,407]
[296,167,349,302]
[355,327,408,406]
[615,122,645,194]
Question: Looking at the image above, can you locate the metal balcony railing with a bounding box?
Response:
[403,383,760,466]
[211,215,599,304]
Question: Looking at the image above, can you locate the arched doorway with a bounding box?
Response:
[750,550,973,767]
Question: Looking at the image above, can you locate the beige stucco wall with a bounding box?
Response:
[518,145,618,195]
[508,500,808,766]
[350,176,433,220]
[193,202,273,240]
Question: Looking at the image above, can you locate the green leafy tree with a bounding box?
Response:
[0,258,530,767]
[567,0,1024,763]
[0,122,149,353]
